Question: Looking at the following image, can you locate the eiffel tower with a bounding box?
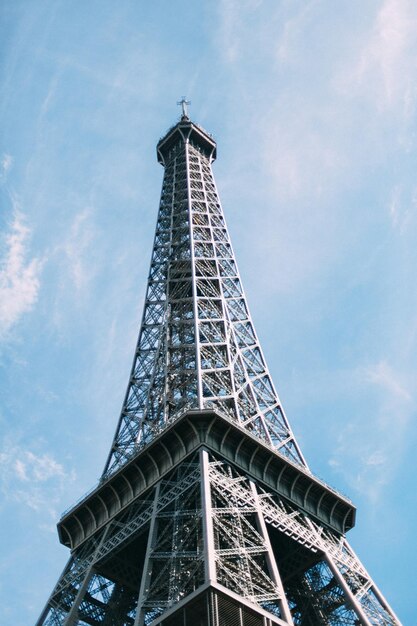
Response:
[37,103,401,626]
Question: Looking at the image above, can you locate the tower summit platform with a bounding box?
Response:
[157,117,217,165]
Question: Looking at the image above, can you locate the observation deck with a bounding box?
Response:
[157,118,217,165]
[58,409,356,550]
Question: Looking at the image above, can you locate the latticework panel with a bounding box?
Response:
[104,124,306,477]
[208,460,399,626]
[38,451,399,626]
[37,117,400,626]
[140,477,205,623]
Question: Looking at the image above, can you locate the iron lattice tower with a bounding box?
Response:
[37,109,401,626]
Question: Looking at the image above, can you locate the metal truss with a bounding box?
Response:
[37,457,202,626]
[37,114,401,626]
[37,452,399,626]
[103,123,306,478]
[207,461,398,626]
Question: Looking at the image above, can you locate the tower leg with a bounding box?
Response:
[134,483,160,626]
[200,449,216,585]
[250,481,295,625]
[323,553,373,626]
[64,569,96,626]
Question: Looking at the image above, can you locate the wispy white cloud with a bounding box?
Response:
[216,0,241,63]
[365,359,412,401]
[388,184,417,232]
[343,0,417,116]
[17,450,65,483]
[275,2,317,65]
[389,185,402,229]
[0,153,13,183]
[0,210,42,339]
[259,1,417,204]
[0,442,74,516]
[216,0,263,63]
[59,208,97,293]
[330,360,414,503]
[220,0,417,305]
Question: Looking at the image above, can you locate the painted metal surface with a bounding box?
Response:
[103,118,306,479]
[37,114,401,626]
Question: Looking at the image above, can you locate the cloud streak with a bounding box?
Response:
[0,442,73,517]
[55,208,98,296]
[1,153,13,183]
[365,359,412,401]
[330,360,414,504]
[348,0,417,113]
[0,210,42,339]
[388,183,417,232]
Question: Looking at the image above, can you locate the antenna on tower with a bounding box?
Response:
[177,96,191,119]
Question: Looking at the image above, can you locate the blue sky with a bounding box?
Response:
[1,1,416,623]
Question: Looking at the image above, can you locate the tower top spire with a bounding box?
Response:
[177,96,191,119]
